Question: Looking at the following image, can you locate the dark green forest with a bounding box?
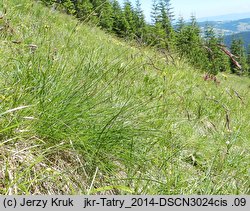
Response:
[41,0,250,76]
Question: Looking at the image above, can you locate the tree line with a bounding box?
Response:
[41,0,250,76]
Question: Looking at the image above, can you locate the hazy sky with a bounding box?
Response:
[118,0,250,21]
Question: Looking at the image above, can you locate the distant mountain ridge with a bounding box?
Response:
[224,31,250,51]
[195,15,250,51]
[197,12,250,22]
[198,18,250,35]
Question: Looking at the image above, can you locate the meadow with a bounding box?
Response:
[0,0,249,194]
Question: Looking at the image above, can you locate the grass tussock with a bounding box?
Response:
[0,0,249,194]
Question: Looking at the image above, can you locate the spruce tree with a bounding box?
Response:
[122,0,137,38]
[204,25,228,75]
[176,16,185,33]
[230,38,248,75]
[158,0,172,37]
[75,0,94,21]
[111,0,124,36]
[61,0,77,15]
[151,0,160,24]
[149,0,174,48]
[162,0,174,22]
[161,0,175,49]
[99,1,114,32]
[247,45,250,74]
[134,0,146,40]
[175,15,208,70]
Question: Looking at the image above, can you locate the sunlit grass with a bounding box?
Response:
[0,0,249,194]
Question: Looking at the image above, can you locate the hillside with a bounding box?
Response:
[224,31,250,51]
[197,18,250,51]
[197,12,250,22]
[198,18,250,35]
[0,0,250,195]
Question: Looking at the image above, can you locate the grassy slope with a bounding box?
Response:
[0,0,249,194]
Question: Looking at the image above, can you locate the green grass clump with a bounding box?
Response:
[0,0,249,194]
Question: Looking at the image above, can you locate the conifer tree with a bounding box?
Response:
[61,0,77,15]
[204,25,229,74]
[247,45,250,74]
[175,15,207,68]
[160,0,175,49]
[90,0,103,10]
[99,0,114,31]
[188,15,208,68]
[88,0,105,23]
[162,0,174,22]
[75,0,94,20]
[149,0,174,48]
[158,0,173,38]
[230,38,248,74]
[175,16,185,33]
[122,0,137,38]
[134,0,146,39]
[111,0,124,36]
[151,0,160,24]
[175,16,187,55]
